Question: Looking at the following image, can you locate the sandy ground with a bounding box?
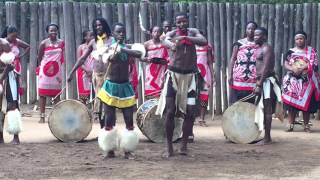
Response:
[1,104,320,180]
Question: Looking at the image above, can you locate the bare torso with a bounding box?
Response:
[255,43,275,79]
[107,47,130,82]
[168,29,198,71]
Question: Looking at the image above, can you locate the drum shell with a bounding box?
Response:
[48,100,92,142]
[222,101,261,144]
[136,99,183,143]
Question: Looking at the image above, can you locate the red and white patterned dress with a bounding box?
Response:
[282,46,320,112]
[38,41,65,96]
[144,43,169,97]
[76,44,93,98]
[231,38,257,91]
[196,44,213,105]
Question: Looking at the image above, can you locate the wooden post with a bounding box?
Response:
[164,2,173,23]
[219,3,228,111]
[125,3,134,43]
[5,1,18,27]
[246,4,254,22]
[138,2,149,106]
[274,4,284,78]
[50,1,58,25]
[179,2,187,13]
[29,2,39,104]
[73,2,82,49]
[19,2,29,104]
[63,1,77,99]
[199,3,207,36]
[295,4,303,33]
[240,4,247,37]
[311,3,318,48]
[173,3,179,21]
[226,3,234,108]
[213,3,222,115]
[117,3,125,24]
[95,3,102,18]
[303,3,312,45]
[189,2,196,28]
[207,3,214,116]
[253,4,261,25]
[58,2,66,100]
[101,3,114,27]
[88,3,96,29]
[80,2,89,31]
[232,3,240,43]
[261,4,268,29]
[133,2,140,43]
[38,2,45,41]
[43,2,51,27]
[196,3,201,30]
[0,2,5,34]
[148,3,158,28]
[282,4,289,57]
[267,4,275,47]
[155,2,161,26]
[226,3,233,64]
[288,4,295,48]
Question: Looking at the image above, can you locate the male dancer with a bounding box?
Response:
[156,13,207,157]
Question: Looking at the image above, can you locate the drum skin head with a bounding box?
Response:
[222,101,261,144]
[136,99,183,143]
[48,100,92,142]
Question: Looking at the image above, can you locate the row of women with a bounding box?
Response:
[229,21,319,133]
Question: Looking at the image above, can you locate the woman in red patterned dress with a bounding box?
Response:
[282,31,320,132]
[37,24,64,123]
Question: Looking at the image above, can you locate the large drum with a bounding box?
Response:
[222,101,261,144]
[48,100,92,142]
[136,99,183,143]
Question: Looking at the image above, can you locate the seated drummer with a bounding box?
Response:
[96,23,142,159]
[142,26,169,99]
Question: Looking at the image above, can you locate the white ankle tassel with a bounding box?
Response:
[119,129,139,153]
[6,109,22,135]
[98,128,118,152]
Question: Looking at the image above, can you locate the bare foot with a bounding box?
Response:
[11,138,20,145]
[255,139,272,146]
[179,143,188,155]
[161,151,175,159]
[103,151,115,159]
[38,117,45,123]
[124,152,136,160]
[179,148,188,156]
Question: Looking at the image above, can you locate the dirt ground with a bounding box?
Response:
[1,104,320,180]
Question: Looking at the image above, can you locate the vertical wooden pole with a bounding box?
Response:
[219,3,228,111]
[189,2,196,28]
[80,2,89,31]
[88,3,96,30]
[5,1,18,27]
[240,4,247,38]
[101,3,114,27]
[28,2,39,104]
[213,3,222,115]
[267,4,275,47]
[274,4,284,78]
[19,2,29,104]
[63,1,77,99]
[125,3,134,43]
